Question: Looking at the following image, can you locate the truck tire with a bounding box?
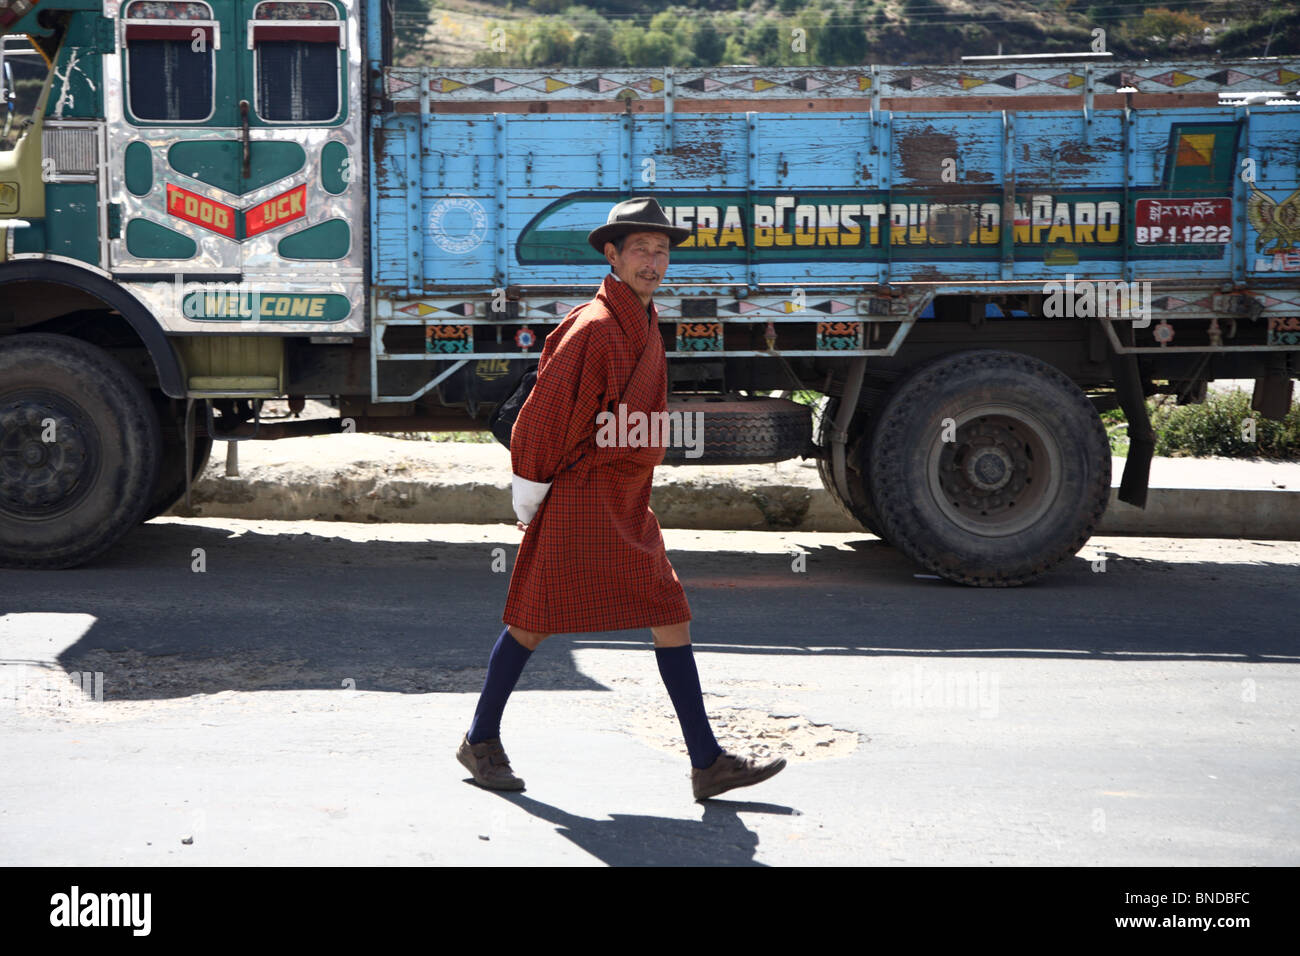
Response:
[814,395,887,539]
[0,333,162,568]
[661,396,811,465]
[868,350,1110,586]
[144,432,213,521]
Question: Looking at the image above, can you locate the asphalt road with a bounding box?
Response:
[2,518,1297,866]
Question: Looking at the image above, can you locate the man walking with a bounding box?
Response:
[458,197,787,801]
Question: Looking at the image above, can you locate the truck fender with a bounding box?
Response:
[0,259,185,398]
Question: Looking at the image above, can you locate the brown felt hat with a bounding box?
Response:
[587,196,691,253]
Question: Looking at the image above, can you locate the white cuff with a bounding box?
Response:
[512,474,552,525]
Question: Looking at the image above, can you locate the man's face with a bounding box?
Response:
[605,230,670,305]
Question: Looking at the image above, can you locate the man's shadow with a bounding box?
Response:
[480,789,798,866]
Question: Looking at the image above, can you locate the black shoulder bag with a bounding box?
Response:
[488,367,537,449]
[488,314,650,450]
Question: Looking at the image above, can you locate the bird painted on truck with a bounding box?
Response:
[1248,186,1300,254]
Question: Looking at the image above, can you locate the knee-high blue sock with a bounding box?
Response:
[467,626,533,744]
[655,644,724,769]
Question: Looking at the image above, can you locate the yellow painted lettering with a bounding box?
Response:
[1047,220,1073,243]
[889,204,907,245]
[1074,202,1096,243]
[791,204,813,247]
[908,205,926,245]
[979,203,999,244]
[693,207,718,248]
[718,206,745,247]
[753,205,774,247]
[1097,201,1121,243]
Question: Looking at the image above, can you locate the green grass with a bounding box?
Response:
[1151,388,1300,460]
[1101,406,1131,457]
[1105,388,1300,460]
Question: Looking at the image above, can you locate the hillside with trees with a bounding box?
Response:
[390,0,1300,68]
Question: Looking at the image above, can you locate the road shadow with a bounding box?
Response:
[1,518,1296,703]
[479,789,798,866]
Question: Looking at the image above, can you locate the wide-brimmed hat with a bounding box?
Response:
[587,196,691,253]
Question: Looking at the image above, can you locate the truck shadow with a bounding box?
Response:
[1,518,1296,702]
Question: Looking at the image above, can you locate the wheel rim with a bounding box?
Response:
[0,391,100,519]
[925,403,1062,537]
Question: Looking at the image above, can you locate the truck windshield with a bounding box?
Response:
[0,35,49,151]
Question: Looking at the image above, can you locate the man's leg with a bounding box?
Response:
[651,621,724,769]
[466,625,548,744]
[652,621,787,800]
[507,625,550,652]
[459,625,550,791]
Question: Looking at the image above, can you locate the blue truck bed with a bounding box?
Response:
[369,62,1300,295]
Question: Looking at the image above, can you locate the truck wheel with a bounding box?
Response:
[868,350,1110,586]
[144,430,213,521]
[814,395,887,539]
[661,396,811,465]
[0,334,162,568]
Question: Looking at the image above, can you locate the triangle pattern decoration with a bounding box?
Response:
[1045,73,1085,89]
[993,73,1035,90]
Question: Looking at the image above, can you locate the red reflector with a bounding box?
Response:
[126,23,214,44]
[251,23,340,44]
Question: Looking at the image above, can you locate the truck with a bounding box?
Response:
[1,0,1297,585]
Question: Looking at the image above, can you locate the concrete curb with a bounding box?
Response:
[171,439,1300,539]
[1100,489,1300,538]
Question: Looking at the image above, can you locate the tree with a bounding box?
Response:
[816,24,867,65]
[573,19,619,67]
[1130,6,1209,41]
[521,19,574,66]
[616,25,678,67]
[745,20,781,60]
[693,19,726,66]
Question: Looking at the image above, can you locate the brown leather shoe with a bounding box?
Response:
[457,734,525,791]
[691,750,787,801]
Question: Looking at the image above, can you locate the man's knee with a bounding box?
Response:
[651,621,691,647]
[508,625,550,650]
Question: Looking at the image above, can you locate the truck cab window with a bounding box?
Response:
[123,0,217,123]
[1,36,50,151]
[251,1,344,123]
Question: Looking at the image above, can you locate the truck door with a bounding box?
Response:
[109,0,364,331]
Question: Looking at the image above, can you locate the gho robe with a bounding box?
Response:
[503,272,691,633]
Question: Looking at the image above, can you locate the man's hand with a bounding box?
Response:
[516,521,528,532]
[512,474,552,527]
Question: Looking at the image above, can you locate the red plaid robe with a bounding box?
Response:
[503,272,692,633]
